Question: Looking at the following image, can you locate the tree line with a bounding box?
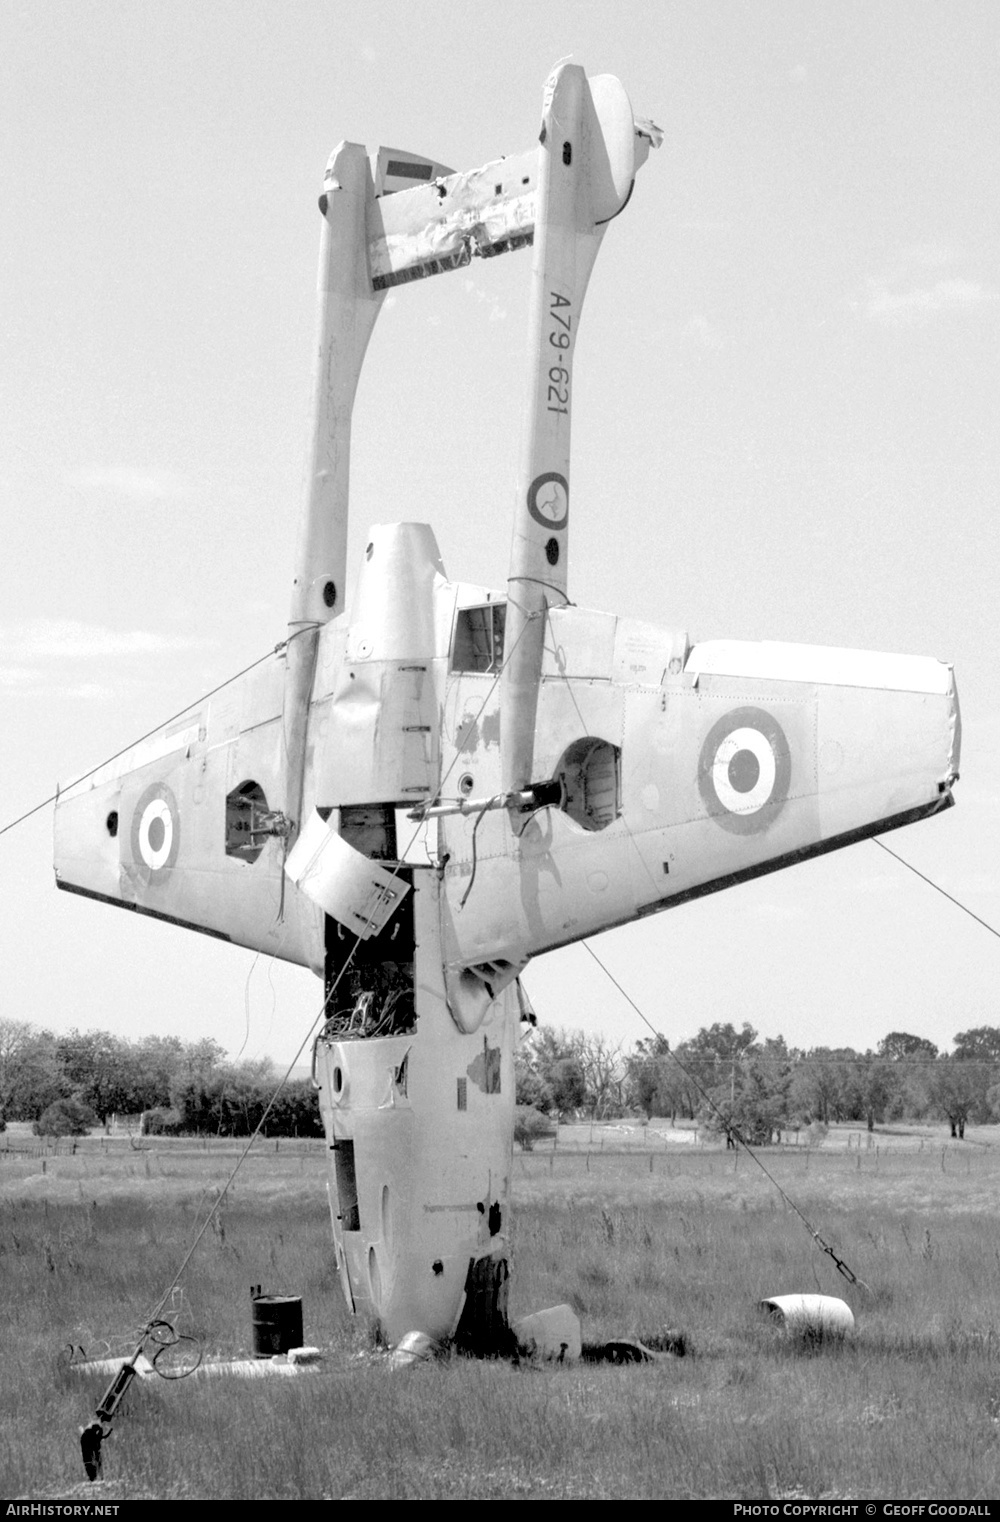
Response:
[0,1020,322,1138]
[516,1022,1000,1143]
[5,1015,1000,1143]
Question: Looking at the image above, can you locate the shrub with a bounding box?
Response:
[142,1106,185,1136]
[33,1095,98,1136]
[514,1105,556,1152]
[261,1079,325,1138]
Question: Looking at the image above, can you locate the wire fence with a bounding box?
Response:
[0,1133,326,1161]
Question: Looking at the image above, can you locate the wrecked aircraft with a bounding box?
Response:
[54,62,959,1356]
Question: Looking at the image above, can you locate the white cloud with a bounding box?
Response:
[0,668,120,700]
[66,466,190,501]
[0,619,202,661]
[66,681,121,702]
[866,277,999,326]
[897,242,962,272]
[463,277,507,325]
[0,666,36,690]
[682,314,725,351]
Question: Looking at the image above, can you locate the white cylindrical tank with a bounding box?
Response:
[760,1295,855,1338]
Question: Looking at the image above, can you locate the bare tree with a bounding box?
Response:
[576,1033,626,1119]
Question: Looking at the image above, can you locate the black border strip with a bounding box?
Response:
[635,794,954,921]
[55,880,232,943]
[56,792,953,957]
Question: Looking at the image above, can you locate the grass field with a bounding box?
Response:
[3,1123,1000,1500]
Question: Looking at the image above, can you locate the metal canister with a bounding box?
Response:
[251,1294,304,1357]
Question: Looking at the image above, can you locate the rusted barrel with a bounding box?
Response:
[252,1295,303,1358]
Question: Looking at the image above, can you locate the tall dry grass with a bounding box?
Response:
[3,1130,1000,1499]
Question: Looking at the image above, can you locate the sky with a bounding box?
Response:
[2,0,998,1071]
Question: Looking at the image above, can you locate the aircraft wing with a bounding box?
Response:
[435,622,960,969]
[53,653,324,971]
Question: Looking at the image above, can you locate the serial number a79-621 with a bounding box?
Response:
[546,291,572,413]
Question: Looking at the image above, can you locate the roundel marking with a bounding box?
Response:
[131,782,180,881]
[698,707,791,835]
[527,471,569,531]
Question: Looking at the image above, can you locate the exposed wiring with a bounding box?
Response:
[121,617,549,1337]
[458,795,500,910]
[235,952,262,1062]
[29,602,988,1392]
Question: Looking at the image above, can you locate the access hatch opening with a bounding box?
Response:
[550,737,621,832]
[451,602,506,673]
[225,781,270,864]
[333,1140,360,1231]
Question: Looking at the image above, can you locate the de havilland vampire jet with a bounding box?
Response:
[53,63,960,1355]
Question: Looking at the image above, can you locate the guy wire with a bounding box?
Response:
[132,609,542,1344]
[0,626,321,842]
[870,835,1000,944]
[578,939,872,1294]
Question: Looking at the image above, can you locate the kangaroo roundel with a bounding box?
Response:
[698,707,791,834]
[527,472,569,531]
[131,783,180,880]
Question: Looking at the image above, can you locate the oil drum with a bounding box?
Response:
[251,1294,304,1357]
